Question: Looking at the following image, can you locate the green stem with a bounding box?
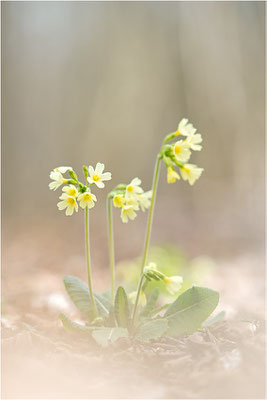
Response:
[131,273,145,326]
[132,154,162,325]
[85,206,98,318]
[108,197,116,303]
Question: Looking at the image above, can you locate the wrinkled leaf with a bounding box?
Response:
[165,286,219,337]
[114,287,130,328]
[135,318,168,342]
[92,327,128,347]
[63,276,111,319]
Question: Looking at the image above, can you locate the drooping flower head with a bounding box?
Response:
[162,118,204,186]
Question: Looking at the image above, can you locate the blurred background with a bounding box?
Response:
[2,2,265,399]
[2,1,265,314]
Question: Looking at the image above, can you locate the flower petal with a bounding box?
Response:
[95,162,105,175]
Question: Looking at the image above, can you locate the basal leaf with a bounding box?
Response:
[92,327,128,347]
[165,286,219,336]
[114,286,130,328]
[135,318,168,342]
[63,276,111,319]
[59,313,95,333]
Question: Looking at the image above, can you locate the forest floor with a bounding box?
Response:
[2,255,265,399]
[2,220,265,399]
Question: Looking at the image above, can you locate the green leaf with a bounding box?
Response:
[59,313,95,333]
[135,318,168,342]
[140,289,159,318]
[202,310,225,327]
[92,327,128,347]
[63,276,111,320]
[114,286,130,328]
[165,286,219,337]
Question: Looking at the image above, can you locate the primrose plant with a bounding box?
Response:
[49,118,219,347]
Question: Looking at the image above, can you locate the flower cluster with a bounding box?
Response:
[49,162,112,216]
[162,118,204,185]
[109,178,152,223]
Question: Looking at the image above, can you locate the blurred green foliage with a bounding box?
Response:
[117,244,216,303]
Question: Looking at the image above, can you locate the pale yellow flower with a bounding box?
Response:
[120,205,137,223]
[128,290,147,307]
[57,194,78,216]
[113,194,125,208]
[125,197,139,211]
[164,276,183,295]
[62,185,78,197]
[138,190,152,211]
[173,140,191,163]
[175,118,197,137]
[56,166,73,173]
[49,170,67,191]
[78,192,97,209]
[180,164,204,185]
[167,167,180,184]
[49,166,72,191]
[185,133,203,151]
[125,177,144,199]
[87,162,112,188]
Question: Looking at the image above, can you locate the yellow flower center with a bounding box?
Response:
[68,188,77,196]
[174,144,181,155]
[93,174,100,182]
[113,195,124,208]
[127,185,134,192]
[83,193,92,201]
[67,197,75,206]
